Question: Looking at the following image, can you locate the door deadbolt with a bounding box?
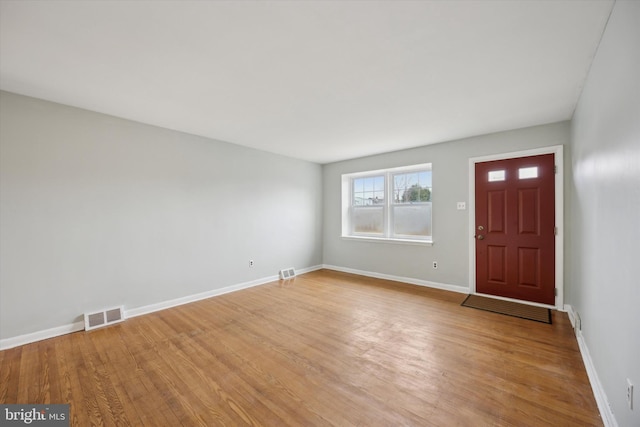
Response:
[478,225,484,231]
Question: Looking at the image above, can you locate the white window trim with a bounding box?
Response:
[341,235,434,246]
[342,163,433,245]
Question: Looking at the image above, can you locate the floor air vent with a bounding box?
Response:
[84,306,125,331]
[279,267,296,279]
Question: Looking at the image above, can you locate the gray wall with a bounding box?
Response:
[323,121,570,289]
[2,4,638,422]
[570,1,640,425]
[0,91,323,340]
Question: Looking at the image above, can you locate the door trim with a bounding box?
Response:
[468,145,564,310]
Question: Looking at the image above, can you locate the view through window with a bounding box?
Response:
[343,164,432,242]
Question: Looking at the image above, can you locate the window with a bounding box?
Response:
[351,175,385,234]
[488,170,505,182]
[342,163,432,243]
[518,166,538,179]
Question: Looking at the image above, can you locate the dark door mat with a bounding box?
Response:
[461,294,552,324]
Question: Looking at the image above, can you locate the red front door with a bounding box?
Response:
[475,154,555,305]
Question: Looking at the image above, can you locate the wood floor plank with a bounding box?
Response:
[0,269,602,426]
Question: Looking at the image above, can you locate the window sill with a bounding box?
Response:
[341,235,434,246]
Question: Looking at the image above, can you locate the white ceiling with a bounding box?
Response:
[0,0,613,164]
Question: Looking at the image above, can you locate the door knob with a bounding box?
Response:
[477,235,484,240]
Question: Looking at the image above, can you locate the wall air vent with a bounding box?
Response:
[84,306,125,331]
[279,267,296,280]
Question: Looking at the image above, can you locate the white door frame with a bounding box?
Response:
[468,145,564,310]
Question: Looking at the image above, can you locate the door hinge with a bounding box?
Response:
[554,288,558,296]
[554,165,558,174]
[554,226,558,235]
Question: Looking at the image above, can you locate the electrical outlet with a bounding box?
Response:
[457,202,466,210]
[249,260,254,267]
[627,378,634,410]
[433,261,438,269]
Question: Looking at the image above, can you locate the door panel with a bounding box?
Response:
[487,245,507,283]
[475,154,555,304]
[488,191,506,233]
[518,188,539,234]
[517,247,540,286]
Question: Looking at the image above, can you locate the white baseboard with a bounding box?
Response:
[293,264,324,275]
[564,305,618,427]
[127,264,323,319]
[322,264,469,294]
[125,275,279,319]
[0,265,324,351]
[565,304,576,327]
[0,321,85,351]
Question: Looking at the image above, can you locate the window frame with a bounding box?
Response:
[342,163,433,245]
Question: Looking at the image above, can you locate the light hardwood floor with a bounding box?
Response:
[0,270,602,426]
